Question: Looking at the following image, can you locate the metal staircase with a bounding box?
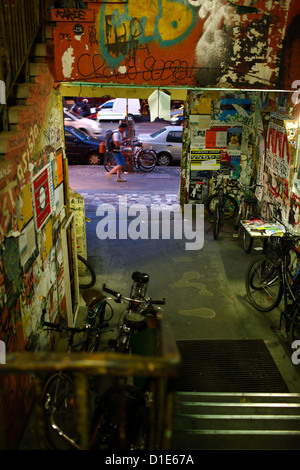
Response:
[172,391,300,450]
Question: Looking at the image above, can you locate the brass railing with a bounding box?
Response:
[0,320,181,450]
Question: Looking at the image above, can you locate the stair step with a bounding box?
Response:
[0,131,24,154]
[8,105,33,124]
[171,429,300,450]
[29,62,50,77]
[175,401,300,416]
[13,82,42,100]
[172,392,300,449]
[173,413,300,430]
[175,391,300,403]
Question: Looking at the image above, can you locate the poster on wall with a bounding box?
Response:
[32,164,54,231]
[190,148,221,173]
[227,127,242,149]
[205,129,227,148]
[229,155,241,179]
[19,220,36,267]
[189,115,211,146]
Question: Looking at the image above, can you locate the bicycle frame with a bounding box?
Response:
[276,238,300,336]
[210,177,225,240]
[103,271,165,354]
[122,140,144,169]
[40,299,113,450]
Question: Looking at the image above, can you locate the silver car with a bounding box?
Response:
[138,126,182,166]
[63,109,102,137]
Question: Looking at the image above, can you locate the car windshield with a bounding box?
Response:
[150,128,167,138]
[65,127,88,139]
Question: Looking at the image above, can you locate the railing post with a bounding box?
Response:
[0,390,5,450]
[75,372,89,450]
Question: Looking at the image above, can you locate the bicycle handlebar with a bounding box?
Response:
[270,218,300,242]
[102,284,166,306]
[41,309,90,334]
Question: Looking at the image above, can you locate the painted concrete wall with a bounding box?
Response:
[0,63,68,448]
[51,0,297,89]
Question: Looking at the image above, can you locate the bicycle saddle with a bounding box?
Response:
[124,312,146,330]
[131,271,149,283]
[82,289,105,309]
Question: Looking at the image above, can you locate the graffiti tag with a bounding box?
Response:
[76,53,198,83]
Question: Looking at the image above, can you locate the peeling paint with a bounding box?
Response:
[118,65,127,74]
[62,46,75,78]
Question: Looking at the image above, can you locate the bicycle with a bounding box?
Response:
[103,271,166,355]
[206,177,238,240]
[96,272,166,450]
[233,181,261,253]
[103,139,156,173]
[206,177,238,222]
[40,273,165,451]
[245,224,300,347]
[40,294,113,450]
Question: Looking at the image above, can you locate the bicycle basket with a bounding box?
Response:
[264,236,281,261]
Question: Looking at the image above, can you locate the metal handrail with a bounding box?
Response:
[0,0,51,130]
[1,319,181,450]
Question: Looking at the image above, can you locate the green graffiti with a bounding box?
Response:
[99,0,196,69]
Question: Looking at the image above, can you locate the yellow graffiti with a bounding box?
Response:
[100,0,196,65]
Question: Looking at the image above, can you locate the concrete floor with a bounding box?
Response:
[69,165,300,392]
[17,165,300,450]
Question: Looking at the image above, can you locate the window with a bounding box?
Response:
[166,131,182,143]
[150,128,167,138]
[101,102,114,109]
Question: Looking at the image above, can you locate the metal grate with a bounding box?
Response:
[175,340,289,393]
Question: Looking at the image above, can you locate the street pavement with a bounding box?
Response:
[67,165,182,206]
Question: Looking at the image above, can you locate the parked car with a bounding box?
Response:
[97,98,141,122]
[64,126,104,165]
[170,106,183,125]
[137,126,182,166]
[63,109,102,137]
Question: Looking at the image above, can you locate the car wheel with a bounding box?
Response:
[157,152,171,166]
[87,152,101,165]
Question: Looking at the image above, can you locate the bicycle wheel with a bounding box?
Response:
[103,151,117,172]
[243,228,253,253]
[245,255,282,312]
[41,372,78,450]
[137,150,156,172]
[77,254,96,289]
[206,194,238,219]
[213,204,221,240]
[290,303,300,346]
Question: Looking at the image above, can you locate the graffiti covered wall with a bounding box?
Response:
[181,89,300,234]
[51,0,297,89]
[0,64,68,448]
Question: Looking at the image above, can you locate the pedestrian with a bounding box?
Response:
[106,122,128,182]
